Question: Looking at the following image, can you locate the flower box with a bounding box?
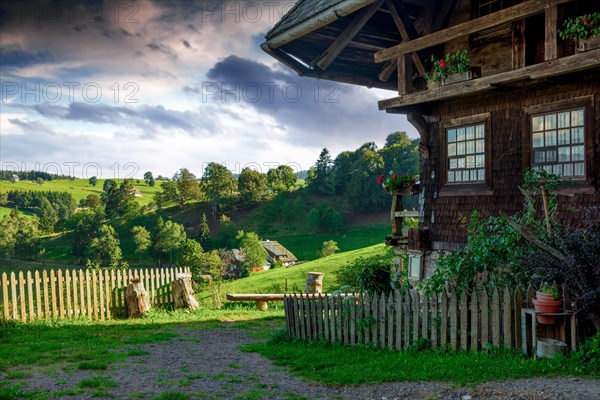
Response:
[442,67,481,86]
[577,36,600,52]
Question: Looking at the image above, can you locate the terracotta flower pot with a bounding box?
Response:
[536,291,557,302]
[532,298,562,324]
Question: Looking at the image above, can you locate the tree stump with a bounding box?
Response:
[125,278,151,318]
[172,273,199,310]
[305,272,324,294]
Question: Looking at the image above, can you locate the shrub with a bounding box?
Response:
[358,263,392,294]
[334,251,394,293]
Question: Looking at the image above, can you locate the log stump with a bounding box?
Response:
[305,272,324,294]
[172,273,199,311]
[125,278,151,318]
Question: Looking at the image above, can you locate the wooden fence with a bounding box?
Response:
[284,285,541,352]
[1,266,190,322]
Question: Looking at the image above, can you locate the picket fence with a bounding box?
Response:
[284,285,539,351]
[1,266,191,322]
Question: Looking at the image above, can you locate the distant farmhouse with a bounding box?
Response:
[261,240,298,267]
[129,189,142,197]
[9,174,19,182]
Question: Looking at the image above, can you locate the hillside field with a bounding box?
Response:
[0,178,162,205]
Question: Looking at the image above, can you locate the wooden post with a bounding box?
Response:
[125,278,151,318]
[172,273,199,310]
[305,272,324,294]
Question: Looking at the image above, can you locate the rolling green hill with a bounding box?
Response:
[0,178,162,205]
[211,243,392,300]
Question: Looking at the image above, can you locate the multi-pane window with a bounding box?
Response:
[531,108,585,178]
[447,123,485,183]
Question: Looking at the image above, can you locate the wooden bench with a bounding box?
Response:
[226,293,347,310]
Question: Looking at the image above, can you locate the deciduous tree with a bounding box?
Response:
[131,225,151,264]
[201,163,237,216]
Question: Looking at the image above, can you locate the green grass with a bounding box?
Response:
[0,178,163,206]
[244,336,599,385]
[0,306,284,375]
[277,223,390,261]
[218,243,389,298]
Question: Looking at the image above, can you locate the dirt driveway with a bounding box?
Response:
[16,324,600,400]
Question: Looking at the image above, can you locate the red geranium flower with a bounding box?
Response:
[392,174,398,180]
[377,173,385,184]
[582,17,588,24]
[439,59,447,69]
[590,22,594,28]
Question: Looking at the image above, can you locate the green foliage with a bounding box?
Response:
[238,168,267,203]
[424,50,470,82]
[306,148,333,195]
[153,217,186,265]
[88,224,123,269]
[202,250,227,307]
[102,180,140,220]
[177,239,204,272]
[202,163,237,216]
[575,333,600,374]
[237,230,265,269]
[131,225,152,261]
[539,285,560,300]
[266,165,296,194]
[197,212,211,247]
[334,251,394,292]
[88,176,97,187]
[559,13,600,40]
[420,211,529,295]
[0,208,40,260]
[155,168,201,207]
[319,240,339,258]
[305,203,343,234]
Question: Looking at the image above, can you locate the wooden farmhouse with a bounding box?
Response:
[262,0,600,279]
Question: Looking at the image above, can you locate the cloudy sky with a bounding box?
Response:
[0,0,416,179]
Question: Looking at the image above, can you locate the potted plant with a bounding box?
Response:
[532,284,562,324]
[558,13,600,52]
[423,50,480,87]
[378,171,417,195]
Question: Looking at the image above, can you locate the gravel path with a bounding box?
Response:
[15,324,600,399]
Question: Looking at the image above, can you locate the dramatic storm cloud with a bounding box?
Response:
[0,0,416,178]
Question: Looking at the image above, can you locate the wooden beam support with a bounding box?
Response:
[545,5,558,60]
[375,0,573,63]
[315,0,384,70]
[407,112,430,146]
[397,53,413,94]
[379,49,600,110]
[512,20,526,70]
[386,0,424,74]
[379,60,397,81]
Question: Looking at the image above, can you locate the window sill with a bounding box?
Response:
[439,183,493,197]
[555,181,596,195]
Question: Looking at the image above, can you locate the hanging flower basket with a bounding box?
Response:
[378,171,417,194]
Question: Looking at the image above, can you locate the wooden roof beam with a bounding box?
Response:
[374,0,573,63]
[315,0,385,70]
[385,0,424,74]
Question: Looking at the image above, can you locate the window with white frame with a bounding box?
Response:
[446,123,486,184]
[531,108,585,178]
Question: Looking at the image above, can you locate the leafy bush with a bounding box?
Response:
[521,212,600,331]
[334,251,393,293]
[420,211,530,295]
[575,333,600,373]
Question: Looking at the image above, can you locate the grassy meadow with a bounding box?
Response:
[0,178,163,206]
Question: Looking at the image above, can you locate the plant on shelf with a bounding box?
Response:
[533,284,562,324]
[423,50,471,83]
[378,171,417,193]
[558,13,600,40]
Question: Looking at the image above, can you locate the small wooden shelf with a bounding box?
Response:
[521,307,576,358]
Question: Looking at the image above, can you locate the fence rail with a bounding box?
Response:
[284,286,542,351]
[1,266,190,322]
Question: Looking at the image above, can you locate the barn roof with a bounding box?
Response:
[261,240,298,263]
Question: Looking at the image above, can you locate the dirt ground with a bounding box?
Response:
[15,324,600,400]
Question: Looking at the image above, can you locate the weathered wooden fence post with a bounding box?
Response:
[305,272,324,294]
[172,273,199,310]
[126,278,151,318]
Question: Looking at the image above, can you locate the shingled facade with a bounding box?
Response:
[263,0,600,278]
